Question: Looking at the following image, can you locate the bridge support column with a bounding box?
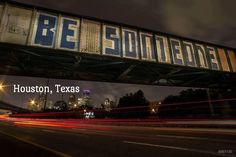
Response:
[207,88,215,117]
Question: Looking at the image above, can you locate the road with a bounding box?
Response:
[0,116,236,157]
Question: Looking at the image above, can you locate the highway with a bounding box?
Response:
[0,116,236,157]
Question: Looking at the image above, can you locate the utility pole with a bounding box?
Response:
[61,93,64,101]
[207,88,215,117]
[43,78,49,111]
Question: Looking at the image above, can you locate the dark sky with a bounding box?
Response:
[12,0,236,48]
[2,0,235,108]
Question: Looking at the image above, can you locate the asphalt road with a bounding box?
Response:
[0,118,236,157]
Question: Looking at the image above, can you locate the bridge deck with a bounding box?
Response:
[0,43,235,88]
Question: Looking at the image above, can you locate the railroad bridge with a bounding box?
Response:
[0,1,235,89]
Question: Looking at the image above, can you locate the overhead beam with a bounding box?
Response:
[117,64,137,80]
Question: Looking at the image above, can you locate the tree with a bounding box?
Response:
[53,101,68,111]
[115,90,149,118]
[159,89,209,118]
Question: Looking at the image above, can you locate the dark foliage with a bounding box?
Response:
[110,90,149,118]
[159,88,236,118]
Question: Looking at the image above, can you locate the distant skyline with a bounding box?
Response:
[0,75,191,108]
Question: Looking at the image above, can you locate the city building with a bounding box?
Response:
[68,94,78,110]
[149,101,162,115]
[81,90,92,108]
[102,98,117,111]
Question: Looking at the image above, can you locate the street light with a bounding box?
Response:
[151,108,156,114]
[28,99,38,111]
[0,83,5,101]
[30,100,35,105]
[0,83,4,91]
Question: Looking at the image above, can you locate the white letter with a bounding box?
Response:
[55,84,61,93]
[13,84,20,93]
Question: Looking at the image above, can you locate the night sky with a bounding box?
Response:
[12,0,236,48]
[1,0,235,108]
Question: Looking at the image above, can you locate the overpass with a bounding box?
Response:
[0,100,30,113]
[0,1,235,88]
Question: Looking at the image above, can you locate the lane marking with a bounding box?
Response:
[42,129,56,133]
[40,128,89,137]
[155,134,208,140]
[152,127,236,134]
[123,141,234,157]
[0,130,72,157]
[154,134,236,144]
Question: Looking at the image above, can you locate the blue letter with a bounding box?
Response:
[195,44,209,69]
[140,32,155,61]
[182,41,197,67]
[34,13,57,47]
[206,46,220,70]
[155,35,171,64]
[103,25,120,56]
[122,29,139,59]
[170,38,184,65]
[60,18,78,50]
